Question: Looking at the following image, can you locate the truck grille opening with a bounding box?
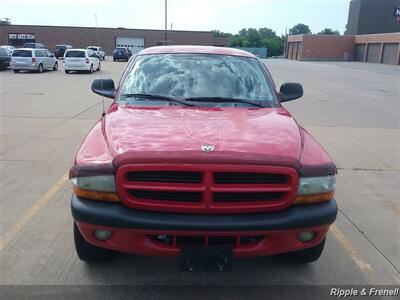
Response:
[214,172,288,184]
[129,190,202,202]
[213,192,284,202]
[126,171,202,183]
[117,164,297,213]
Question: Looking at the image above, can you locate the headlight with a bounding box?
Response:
[71,175,119,202]
[293,175,335,205]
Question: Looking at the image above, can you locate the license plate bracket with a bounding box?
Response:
[181,246,233,272]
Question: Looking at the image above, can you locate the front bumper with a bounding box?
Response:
[72,195,337,257]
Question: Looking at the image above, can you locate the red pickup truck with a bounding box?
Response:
[70,46,337,270]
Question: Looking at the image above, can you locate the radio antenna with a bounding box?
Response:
[95,13,105,117]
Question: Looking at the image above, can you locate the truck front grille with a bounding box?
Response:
[129,190,202,202]
[214,172,288,184]
[127,171,202,183]
[116,164,298,214]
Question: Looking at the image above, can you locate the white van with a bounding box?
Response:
[64,49,101,74]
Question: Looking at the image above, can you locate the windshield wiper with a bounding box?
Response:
[120,93,195,107]
[184,97,265,108]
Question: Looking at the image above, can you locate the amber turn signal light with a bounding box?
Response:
[293,191,334,205]
[73,186,120,202]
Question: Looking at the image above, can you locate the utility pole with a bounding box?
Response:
[283,27,288,59]
[164,0,168,45]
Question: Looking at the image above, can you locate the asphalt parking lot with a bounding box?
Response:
[0,58,399,298]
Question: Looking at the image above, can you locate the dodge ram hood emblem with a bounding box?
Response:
[201,144,215,152]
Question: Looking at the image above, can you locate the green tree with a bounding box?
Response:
[211,30,232,37]
[317,28,340,35]
[227,27,285,57]
[289,23,312,35]
[258,27,276,39]
[229,35,245,47]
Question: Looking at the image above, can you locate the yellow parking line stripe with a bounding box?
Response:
[0,172,69,252]
[330,224,376,283]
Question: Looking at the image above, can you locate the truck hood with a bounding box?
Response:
[104,104,303,167]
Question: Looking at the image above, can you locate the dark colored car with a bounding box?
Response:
[54,44,72,59]
[0,48,11,70]
[113,47,132,61]
[23,42,45,49]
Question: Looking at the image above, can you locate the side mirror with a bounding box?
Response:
[279,82,303,102]
[91,79,116,99]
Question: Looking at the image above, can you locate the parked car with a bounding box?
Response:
[23,42,45,49]
[54,44,72,59]
[10,48,58,73]
[0,45,14,55]
[70,46,337,269]
[64,49,101,73]
[86,46,105,60]
[113,47,132,61]
[0,47,11,70]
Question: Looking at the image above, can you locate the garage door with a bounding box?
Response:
[382,43,399,65]
[116,37,144,54]
[366,43,380,63]
[354,44,366,61]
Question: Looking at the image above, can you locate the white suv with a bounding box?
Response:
[64,49,101,74]
[86,46,105,60]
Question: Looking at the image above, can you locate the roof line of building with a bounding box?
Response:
[0,24,219,35]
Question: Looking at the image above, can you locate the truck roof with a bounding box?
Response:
[139,45,256,58]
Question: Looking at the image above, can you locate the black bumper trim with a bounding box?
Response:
[71,195,337,231]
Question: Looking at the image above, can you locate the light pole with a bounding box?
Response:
[164,0,168,45]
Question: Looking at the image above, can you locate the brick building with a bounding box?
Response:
[286,33,400,65]
[286,0,400,65]
[0,24,228,54]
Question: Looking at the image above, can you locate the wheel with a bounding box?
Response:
[53,62,58,71]
[37,64,43,73]
[102,56,105,61]
[13,69,20,73]
[96,63,101,71]
[88,64,93,73]
[113,58,116,62]
[280,238,326,263]
[73,222,114,261]
[65,70,70,74]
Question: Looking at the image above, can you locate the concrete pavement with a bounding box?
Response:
[0,58,399,298]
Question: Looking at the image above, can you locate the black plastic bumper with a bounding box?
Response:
[71,195,337,231]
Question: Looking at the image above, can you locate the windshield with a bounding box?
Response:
[12,50,32,57]
[0,48,8,56]
[65,51,85,58]
[118,54,277,107]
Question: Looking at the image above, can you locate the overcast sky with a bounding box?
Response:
[2,0,350,35]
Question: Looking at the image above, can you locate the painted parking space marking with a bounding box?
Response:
[0,172,69,252]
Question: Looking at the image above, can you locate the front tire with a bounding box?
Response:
[280,237,326,263]
[65,70,70,74]
[73,222,114,261]
[13,69,20,73]
[96,63,101,71]
[53,62,58,71]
